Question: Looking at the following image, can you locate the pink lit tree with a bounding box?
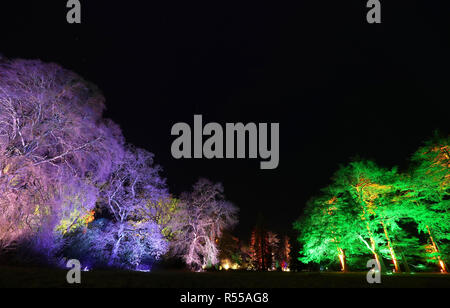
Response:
[169,179,239,271]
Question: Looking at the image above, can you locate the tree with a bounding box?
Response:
[0,57,172,271]
[330,160,401,272]
[294,135,450,273]
[102,146,168,267]
[61,218,168,270]
[249,215,269,271]
[169,179,238,271]
[294,193,364,272]
[295,160,408,272]
[0,58,123,255]
[406,134,450,272]
[248,214,282,271]
[278,236,291,271]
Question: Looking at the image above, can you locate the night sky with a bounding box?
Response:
[1,1,448,240]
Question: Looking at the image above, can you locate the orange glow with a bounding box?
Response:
[338,248,346,272]
[327,196,337,204]
[84,210,95,225]
[220,259,239,271]
[440,260,447,273]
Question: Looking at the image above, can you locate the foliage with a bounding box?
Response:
[61,218,168,270]
[0,58,123,255]
[0,58,172,270]
[294,134,450,272]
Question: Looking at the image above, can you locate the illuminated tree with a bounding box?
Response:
[278,236,291,271]
[249,221,269,271]
[0,58,123,255]
[62,218,168,270]
[102,146,168,266]
[62,146,169,270]
[295,192,365,272]
[295,146,450,274]
[248,215,281,271]
[0,57,171,269]
[330,160,404,272]
[405,134,450,272]
[295,160,414,272]
[168,179,238,271]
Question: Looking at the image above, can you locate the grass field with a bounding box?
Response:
[1,266,450,288]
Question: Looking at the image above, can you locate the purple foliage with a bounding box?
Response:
[102,146,168,266]
[0,58,169,269]
[62,218,168,270]
[0,58,120,253]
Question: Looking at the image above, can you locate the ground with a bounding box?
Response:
[1,266,450,288]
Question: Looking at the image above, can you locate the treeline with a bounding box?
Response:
[294,134,450,273]
[0,58,237,271]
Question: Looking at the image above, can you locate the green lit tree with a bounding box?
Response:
[294,190,365,272]
[294,136,450,273]
[329,160,403,272]
[403,134,450,272]
[296,160,408,272]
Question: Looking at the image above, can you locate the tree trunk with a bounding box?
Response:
[338,248,348,272]
[187,235,199,270]
[109,224,124,266]
[370,236,387,273]
[381,222,400,273]
[427,226,448,273]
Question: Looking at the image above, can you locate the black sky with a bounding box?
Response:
[0,1,449,240]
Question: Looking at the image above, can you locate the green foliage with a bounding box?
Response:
[408,135,450,239]
[294,194,364,265]
[294,134,450,271]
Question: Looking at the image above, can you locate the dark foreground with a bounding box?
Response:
[0,266,449,288]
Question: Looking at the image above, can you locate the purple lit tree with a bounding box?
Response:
[61,217,168,270]
[0,58,123,255]
[101,146,168,267]
[0,57,171,269]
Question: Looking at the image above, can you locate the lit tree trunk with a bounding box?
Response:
[109,223,125,266]
[186,235,199,269]
[337,247,348,272]
[333,234,347,272]
[381,221,400,273]
[358,188,387,273]
[371,238,385,273]
[427,226,448,273]
[367,224,381,272]
[360,224,387,274]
